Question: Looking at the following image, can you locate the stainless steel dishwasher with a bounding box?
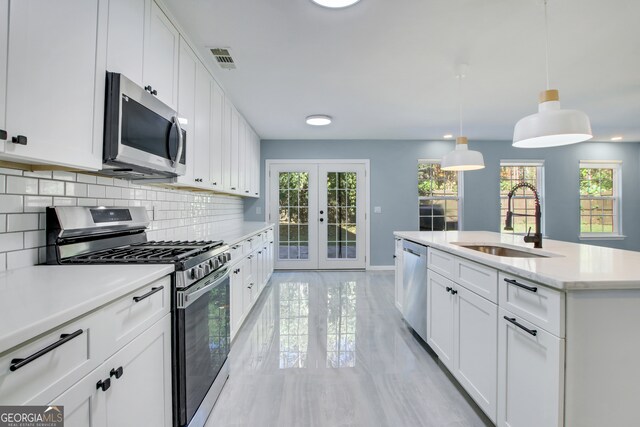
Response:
[402,240,428,341]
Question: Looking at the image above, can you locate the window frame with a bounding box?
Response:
[578,160,624,240]
[417,159,464,231]
[499,160,546,236]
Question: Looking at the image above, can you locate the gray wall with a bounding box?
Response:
[244,140,640,266]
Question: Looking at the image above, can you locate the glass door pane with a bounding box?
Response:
[326,172,358,259]
[278,172,310,260]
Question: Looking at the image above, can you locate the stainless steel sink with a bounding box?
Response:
[453,243,550,258]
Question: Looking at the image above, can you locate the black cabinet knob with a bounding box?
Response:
[96,378,111,392]
[446,286,452,293]
[319,210,324,214]
[451,289,458,295]
[110,366,124,379]
[144,85,152,92]
[0,129,6,140]
[212,182,217,185]
[319,218,324,222]
[151,89,158,96]
[231,187,236,190]
[11,135,27,145]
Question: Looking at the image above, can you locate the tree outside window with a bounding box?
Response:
[499,162,544,234]
[418,161,461,231]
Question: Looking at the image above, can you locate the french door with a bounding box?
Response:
[268,161,367,270]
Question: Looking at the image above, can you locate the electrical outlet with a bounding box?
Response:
[374,206,382,214]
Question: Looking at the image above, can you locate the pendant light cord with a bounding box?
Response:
[458,73,463,136]
[544,0,550,90]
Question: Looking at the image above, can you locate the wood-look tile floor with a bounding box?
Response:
[205,271,492,427]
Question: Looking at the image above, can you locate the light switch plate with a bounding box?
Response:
[374,206,382,213]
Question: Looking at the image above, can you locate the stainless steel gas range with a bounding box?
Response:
[46,206,231,427]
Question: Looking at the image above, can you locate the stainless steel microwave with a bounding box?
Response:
[102,72,186,181]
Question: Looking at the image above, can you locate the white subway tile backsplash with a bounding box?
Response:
[0,195,23,213]
[7,214,39,232]
[23,171,52,179]
[76,173,97,184]
[24,196,52,213]
[7,248,38,269]
[0,167,245,271]
[24,230,45,248]
[52,171,76,181]
[39,180,65,196]
[6,176,38,194]
[105,186,122,199]
[0,232,23,252]
[53,197,76,206]
[65,182,88,197]
[87,184,106,198]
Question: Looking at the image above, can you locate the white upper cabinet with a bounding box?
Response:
[106,0,145,86]
[221,98,233,191]
[0,0,7,153]
[210,81,224,189]
[176,38,197,184]
[229,106,240,192]
[193,62,211,185]
[238,118,247,194]
[1,0,107,170]
[143,1,179,110]
[253,129,261,197]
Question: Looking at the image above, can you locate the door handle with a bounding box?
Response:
[319,218,324,222]
[171,116,184,168]
[320,210,324,214]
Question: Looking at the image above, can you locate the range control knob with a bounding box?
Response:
[224,253,231,262]
[203,263,211,275]
[212,258,221,269]
[190,268,197,280]
[194,266,204,280]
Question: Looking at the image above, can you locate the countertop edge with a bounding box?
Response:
[224,223,275,246]
[394,231,640,291]
[0,265,173,355]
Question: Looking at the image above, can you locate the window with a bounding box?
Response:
[579,161,622,238]
[500,161,544,234]
[418,160,461,231]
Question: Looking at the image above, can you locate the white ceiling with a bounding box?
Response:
[162,0,640,142]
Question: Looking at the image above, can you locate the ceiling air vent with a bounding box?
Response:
[210,48,236,70]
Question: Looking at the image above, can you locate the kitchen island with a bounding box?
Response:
[393,230,640,427]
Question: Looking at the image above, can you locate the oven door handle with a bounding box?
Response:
[178,267,230,309]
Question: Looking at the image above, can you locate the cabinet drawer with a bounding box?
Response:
[427,248,455,280]
[266,228,274,242]
[455,258,498,303]
[499,273,564,337]
[0,310,107,405]
[229,242,244,264]
[244,236,257,252]
[104,276,171,350]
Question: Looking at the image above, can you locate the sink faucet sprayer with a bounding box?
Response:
[504,182,543,249]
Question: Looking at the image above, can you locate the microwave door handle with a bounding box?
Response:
[171,116,184,168]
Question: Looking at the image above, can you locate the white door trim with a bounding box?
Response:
[265,159,371,270]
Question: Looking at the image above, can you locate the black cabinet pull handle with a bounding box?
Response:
[319,218,324,222]
[231,187,236,190]
[96,378,111,392]
[504,278,537,293]
[255,193,258,195]
[319,210,324,214]
[245,190,249,193]
[446,286,452,293]
[503,316,538,336]
[110,366,124,379]
[213,182,217,185]
[11,135,27,145]
[133,286,164,303]
[451,289,458,295]
[10,329,83,372]
[151,89,158,96]
[0,129,6,140]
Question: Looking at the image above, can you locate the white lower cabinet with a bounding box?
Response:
[51,315,172,427]
[453,285,498,422]
[497,308,564,427]
[230,228,275,341]
[427,268,498,422]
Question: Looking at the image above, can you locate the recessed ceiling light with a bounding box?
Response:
[306,115,332,126]
[443,134,453,139]
[311,0,361,8]
[610,136,623,141]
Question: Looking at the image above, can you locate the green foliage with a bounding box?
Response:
[418,163,457,197]
[579,168,613,196]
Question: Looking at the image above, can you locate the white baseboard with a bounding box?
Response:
[366,265,395,271]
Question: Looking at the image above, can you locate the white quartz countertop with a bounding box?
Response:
[209,222,274,246]
[0,264,173,354]
[394,231,640,291]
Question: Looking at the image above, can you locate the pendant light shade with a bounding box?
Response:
[441,137,485,171]
[513,1,592,148]
[513,90,592,147]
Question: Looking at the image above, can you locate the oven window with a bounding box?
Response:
[184,276,230,421]
[121,96,185,163]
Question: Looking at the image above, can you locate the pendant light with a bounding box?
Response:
[513,0,592,148]
[441,67,485,171]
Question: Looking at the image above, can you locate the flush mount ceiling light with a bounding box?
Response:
[311,0,361,8]
[443,134,453,139]
[610,136,623,141]
[513,0,592,148]
[441,66,485,171]
[306,115,332,126]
